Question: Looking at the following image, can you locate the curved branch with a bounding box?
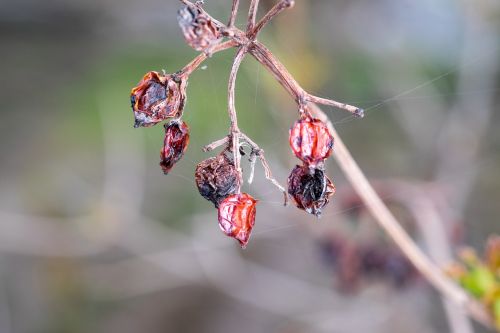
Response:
[309,103,494,330]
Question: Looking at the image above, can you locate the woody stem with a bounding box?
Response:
[180,40,238,77]
[228,46,248,189]
[249,0,295,39]
[247,0,260,31]
[228,0,240,27]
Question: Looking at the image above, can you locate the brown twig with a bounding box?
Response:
[179,40,238,77]
[247,0,260,31]
[249,42,364,117]
[249,0,295,39]
[228,0,240,27]
[309,103,494,329]
[227,47,248,190]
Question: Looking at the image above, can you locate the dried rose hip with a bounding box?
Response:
[130,71,186,128]
[195,154,240,207]
[288,165,335,217]
[160,120,190,174]
[218,193,258,248]
[289,116,334,167]
[177,5,221,51]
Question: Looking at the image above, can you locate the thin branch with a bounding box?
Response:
[250,42,364,117]
[308,95,364,118]
[228,0,240,27]
[228,47,248,189]
[249,0,295,39]
[203,136,230,152]
[247,0,260,31]
[240,133,288,205]
[309,103,494,329]
[179,40,237,77]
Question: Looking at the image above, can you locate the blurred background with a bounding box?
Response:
[1,0,499,332]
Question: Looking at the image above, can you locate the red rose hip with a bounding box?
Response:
[218,193,258,248]
[130,71,186,127]
[160,120,190,174]
[288,165,335,217]
[289,116,334,167]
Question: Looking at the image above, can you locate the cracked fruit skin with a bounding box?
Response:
[218,193,258,248]
[288,165,335,217]
[160,120,190,174]
[130,71,186,127]
[289,116,334,167]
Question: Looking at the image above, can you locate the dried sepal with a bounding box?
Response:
[130,71,187,127]
[178,5,222,51]
[289,115,334,167]
[218,193,258,248]
[195,153,240,207]
[288,165,335,217]
[160,120,190,174]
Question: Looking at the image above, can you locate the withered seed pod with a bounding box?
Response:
[160,120,190,174]
[195,153,240,207]
[130,71,186,128]
[289,116,334,167]
[288,165,336,217]
[177,5,221,51]
[218,193,258,248]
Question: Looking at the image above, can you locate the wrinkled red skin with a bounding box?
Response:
[177,5,221,51]
[289,116,334,167]
[160,120,190,174]
[218,193,258,248]
[130,71,186,127]
[288,165,335,217]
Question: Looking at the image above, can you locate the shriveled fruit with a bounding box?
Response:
[289,116,334,167]
[195,153,240,207]
[178,5,221,51]
[218,193,257,247]
[130,71,186,127]
[160,120,190,174]
[288,165,335,217]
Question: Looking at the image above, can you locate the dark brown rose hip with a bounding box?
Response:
[195,153,240,207]
[160,120,190,174]
[178,5,221,51]
[130,71,186,127]
[288,164,335,217]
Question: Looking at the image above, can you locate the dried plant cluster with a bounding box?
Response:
[129,0,363,247]
[127,0,500,328]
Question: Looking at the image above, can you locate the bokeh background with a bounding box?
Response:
[1,0,500,332]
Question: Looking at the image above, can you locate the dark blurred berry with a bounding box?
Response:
[384,251,416,288]
[288,165,335,217]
